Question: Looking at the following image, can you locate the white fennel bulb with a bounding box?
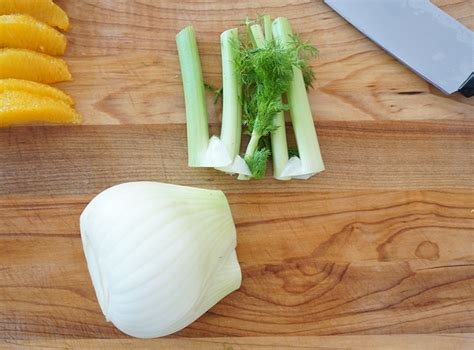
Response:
[80,182,242,338]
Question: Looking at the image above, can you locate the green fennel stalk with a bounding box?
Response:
[219,28,242,161]
[263,15,291,180]
[263,15,273,42]
[176,26,210,167]
[237,24,267,180]
[238,22,296,179]
[254,18,291,180]
[177,26,243,171]
[176,17,323,179]
[273,17,325,177]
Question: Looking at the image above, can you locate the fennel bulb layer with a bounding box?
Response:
[80,182,242,338]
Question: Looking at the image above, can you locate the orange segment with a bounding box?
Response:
[0,15,67,55]
[0,48,72,83]
[0,0,69,31]
[0,79,73,105]
[0,90,81,127]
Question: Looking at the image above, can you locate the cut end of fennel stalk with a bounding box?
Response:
[80,181,242,338]
[203,135,233,167]
[216,154,252,176]
[280,156,322,180]
[202,136,252,176]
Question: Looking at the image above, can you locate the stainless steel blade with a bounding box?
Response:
[325,0,473,95]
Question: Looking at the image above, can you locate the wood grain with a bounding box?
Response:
[0,190,473,339]
[0,121,473,195]
[51,0,473,125]
[1,334,473,349]
[1,0,473,346]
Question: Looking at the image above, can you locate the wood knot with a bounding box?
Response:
[415,240,440,260]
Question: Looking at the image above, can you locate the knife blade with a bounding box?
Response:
[325,0,474,97]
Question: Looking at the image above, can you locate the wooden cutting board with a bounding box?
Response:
[1,0,473,348]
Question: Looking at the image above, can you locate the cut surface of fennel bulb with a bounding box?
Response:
[80,182,242,338]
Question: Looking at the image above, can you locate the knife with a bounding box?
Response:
[324,0,474,97]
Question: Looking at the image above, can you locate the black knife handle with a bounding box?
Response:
[459,73,474,98]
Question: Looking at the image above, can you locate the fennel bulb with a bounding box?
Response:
[80,182,242,338]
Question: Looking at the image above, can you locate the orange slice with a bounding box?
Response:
[0,0,69,31]
[0,48,72,83]
[0,15,67,55]
[0,90,81,127]
[0,79,73,105]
